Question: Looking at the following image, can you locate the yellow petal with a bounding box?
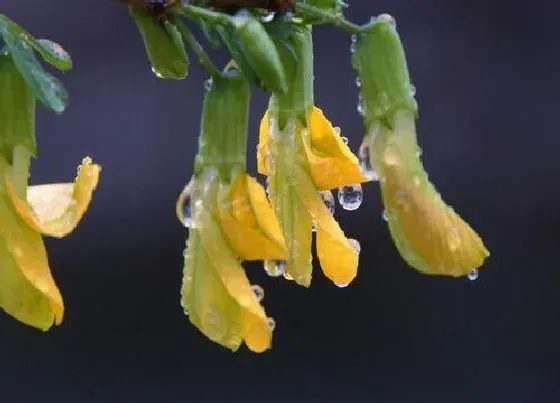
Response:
[5,157,100,238]
[218,174,286,261]
[257,111,271,176]
[295,165,359,286]
[0,193,63,330]
[302,107,369,190]
[378,120,489,277]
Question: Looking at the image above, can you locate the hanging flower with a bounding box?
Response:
[178,69,285,352]
[353,16,489,277]
[0,154,100,330]
[257,24,369,287]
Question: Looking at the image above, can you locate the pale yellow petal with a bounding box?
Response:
[257,111,271,176]
[5,157,100,238]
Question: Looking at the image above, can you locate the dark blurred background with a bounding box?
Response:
[1,0,558,402]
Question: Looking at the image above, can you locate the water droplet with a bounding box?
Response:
[261,11,275,22]
[358,142,378,181]
[312,221,317,232]
[410,84,416,96]
[416,147,423,157]
[267,317,276,330]
[382,210,388,222]
[204,78,213,90]
[347,238,361,254]
[337,184,363,211]
[357,100,365,116]
[377,13,396,26]
[320,190,336,214]
[151,67,164,79]
[467,269,479,281]
[342,136,349,145]
[334,126,341,135]
[350,34,357,53]
[355,77,361,88]
[335,282,349,288]
[182,248,188,258]
[251,285,265,302]
[176,181,193,228]
[283,271,294,281]
[264,260,286,278]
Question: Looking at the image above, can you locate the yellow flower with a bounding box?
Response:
[257,106,368,287]
[0,155,100,330]
[179,169,285,352]
[369,110,489,277]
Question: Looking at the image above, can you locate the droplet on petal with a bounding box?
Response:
[382,210,388,222]
[337,184,363,211]
[267,317,276,331]
[347,238,361,254]
[358,141,378,181]
[264,260,286,278]
[467,269,479,281]
[251,285,265,302]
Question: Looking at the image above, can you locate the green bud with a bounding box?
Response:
[231,11,287,94]
[195,69,250,181]
[0,54,36,162]
[352,16,417,130]
[129,7,189,80]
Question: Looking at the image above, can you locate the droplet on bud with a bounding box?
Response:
[338,184,363,211]
[358,142,378,181]
[264,260,286,278]
[176,180,194,228]
[320,190,336,215]
[410,84,417,96]
[467,269,479,281]
[377,13,396,26]
[204,77,213,90]
[347,238,361,254]
[251,285,265,302]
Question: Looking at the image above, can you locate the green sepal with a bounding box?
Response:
[231,10,287,94]
[0,14,72,71]
[0,54,36,162]
[352,17,417,131]
[0,16,67,114]
[195,69,250,181]
[297,0,344,24]
[129,7,189,80]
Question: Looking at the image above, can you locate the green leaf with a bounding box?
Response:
[129,6,189,80]
[0,17,68,114]
[0,14,72,71]
[0,54,37,160]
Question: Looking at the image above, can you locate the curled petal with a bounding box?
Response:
[6,156,100,238]
[303,107,369,190]
[295,165,358,286]
[0,194,63,330]
[218,174,286,261]
[375,112,489,277]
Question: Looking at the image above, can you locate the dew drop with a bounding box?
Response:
[357,100,365,116]
[347,238,361,254]
[416,147,423,157]
[377,13,396,26]
[264,260,286,278]
[336,282,349,288]
[338,184,363,211]
[334,126,341,135]
[204,77,213,90]
[283,271,294,281]
[382,210,388,222]
[467,269,479,281]
[350,34,357,53]
[261,11,275,22]
[251,285,265,302]
[410,84,417,96]
[176,181,193,228]
[151,67,164,79]
[267,317,276,331]
[320,190,336,214]
[355,76,362,88]
[342,136,349,145]
[358,142,379,181]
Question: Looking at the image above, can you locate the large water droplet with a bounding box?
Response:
[264,260,286,278]
[151,67,164,79]
[176,181,193,228]
[358,142,379,181]
[338,184,363,211]
[467,269,479,281]
[267,317,276,330]
[320,190,336,214]
[251,285,265,302]
[348,238,361,254]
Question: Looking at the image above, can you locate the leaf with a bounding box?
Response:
[129,7,189,80]
[0,17,67,114]
[0,14,72,71]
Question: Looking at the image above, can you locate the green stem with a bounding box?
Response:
[11,145,30,198]
[296,2,362,34]
[175,20,221,77]
[178,4,232,26]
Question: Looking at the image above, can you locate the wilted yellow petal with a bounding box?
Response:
[5,156,100,238]
[218,174,286,261]
[0,194,63,330]
[302,107,369,190]
[295,165,359,286]
[376,112,489,277]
